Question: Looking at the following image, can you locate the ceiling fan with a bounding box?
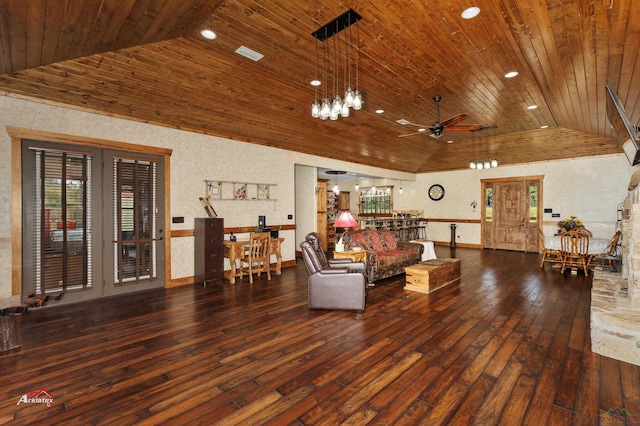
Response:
[399,95,485,139]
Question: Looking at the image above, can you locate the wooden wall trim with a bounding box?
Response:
[480,175,544,183]
[11,135,21,295]
[426,218,482,224]
[170,223,296,238]
[6,127,172,157]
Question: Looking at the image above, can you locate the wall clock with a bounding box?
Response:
[428,184,445,201]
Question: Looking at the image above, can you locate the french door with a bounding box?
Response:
[22,141,165,303]
[482,177,542,252]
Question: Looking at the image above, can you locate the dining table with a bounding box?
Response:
[223,237,284,284]
[545,235,610,255]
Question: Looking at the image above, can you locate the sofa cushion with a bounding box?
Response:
[380,231,398,251]
[351,233,372,250]
[367,231,386,252]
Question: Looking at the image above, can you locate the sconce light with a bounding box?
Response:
[399,187,403,194]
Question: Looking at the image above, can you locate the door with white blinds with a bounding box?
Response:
[22,142,165,303]
[102,152,165,296]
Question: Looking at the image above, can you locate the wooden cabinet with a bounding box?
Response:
[194,217,224,286]
[317,179,329,251]
[338,192,350,211]
[317,182,352,252]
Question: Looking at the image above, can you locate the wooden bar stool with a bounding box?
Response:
[416,219,428,240]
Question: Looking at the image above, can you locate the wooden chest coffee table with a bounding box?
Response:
[404,258,461,294]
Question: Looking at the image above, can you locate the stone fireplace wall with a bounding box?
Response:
[591,170,640,365]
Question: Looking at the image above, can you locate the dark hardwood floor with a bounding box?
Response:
[2,247,639,425]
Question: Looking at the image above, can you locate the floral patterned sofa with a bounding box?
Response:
[344,229,423,284]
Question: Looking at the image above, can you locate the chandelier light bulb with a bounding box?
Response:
[484,161,491,169]
[470,161,477,169]
[345,87,355,107]
[341,102,350,117]
[491,159,498,167]
[320,99,331,119]
[353,90,363,110]
[311,101,320,118]
[332,96,342,115]
[477,162,484,170]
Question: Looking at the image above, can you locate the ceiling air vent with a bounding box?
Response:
[235,46,264,62]
[396,119,410,125]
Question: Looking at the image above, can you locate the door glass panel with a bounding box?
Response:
[113,158,157,284]
[485,187,493,221]
[529,185,538,222]
[31,149,92,295]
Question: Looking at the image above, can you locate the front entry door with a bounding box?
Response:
[483,177,542,252]
[495,181,528,250]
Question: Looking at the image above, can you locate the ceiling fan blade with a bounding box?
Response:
[441,113,468,128]
[446,124,485,131]
[398,130,428,138]
[404,121,433,128]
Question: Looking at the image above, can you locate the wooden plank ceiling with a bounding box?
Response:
[0,0,637,173]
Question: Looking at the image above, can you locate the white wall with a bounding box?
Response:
[391,157,635,244]
[0,95,398,298]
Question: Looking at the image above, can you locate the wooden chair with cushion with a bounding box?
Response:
[241,232,271,283]
[589,230,621,270]
[560,230,590,274]
[537,228,561,267]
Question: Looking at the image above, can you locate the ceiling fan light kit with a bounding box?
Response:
[311,9,363,121]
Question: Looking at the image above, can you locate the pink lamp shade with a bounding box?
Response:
[334,211,358,228]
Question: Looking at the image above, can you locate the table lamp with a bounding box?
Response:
[333,211,359,252]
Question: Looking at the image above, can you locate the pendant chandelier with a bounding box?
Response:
[470,159,498,169]
[311,9,363,120]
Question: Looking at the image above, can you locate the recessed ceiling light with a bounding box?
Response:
[447,140,454,144]
[528,104,538,110]
[461,6,480,19]
[504,71,518,78]
[310,80,321,86]
[418,128,426,132]
[200,29,217,40]
[541,125,549,128]
[375,109,384,114]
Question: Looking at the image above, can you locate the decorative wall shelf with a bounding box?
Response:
[205,180,277,201]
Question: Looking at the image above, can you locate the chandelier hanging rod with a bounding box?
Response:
[312,9,362,41]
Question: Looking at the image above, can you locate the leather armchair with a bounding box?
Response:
[299,240,366,313]
[304,232,366,275]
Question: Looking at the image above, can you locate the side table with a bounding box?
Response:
[333,249,367,264]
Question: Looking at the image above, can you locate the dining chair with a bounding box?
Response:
[589,230,621,270]
[537,228,561,267]
[241,232,271,283]
[560,230,590,274]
